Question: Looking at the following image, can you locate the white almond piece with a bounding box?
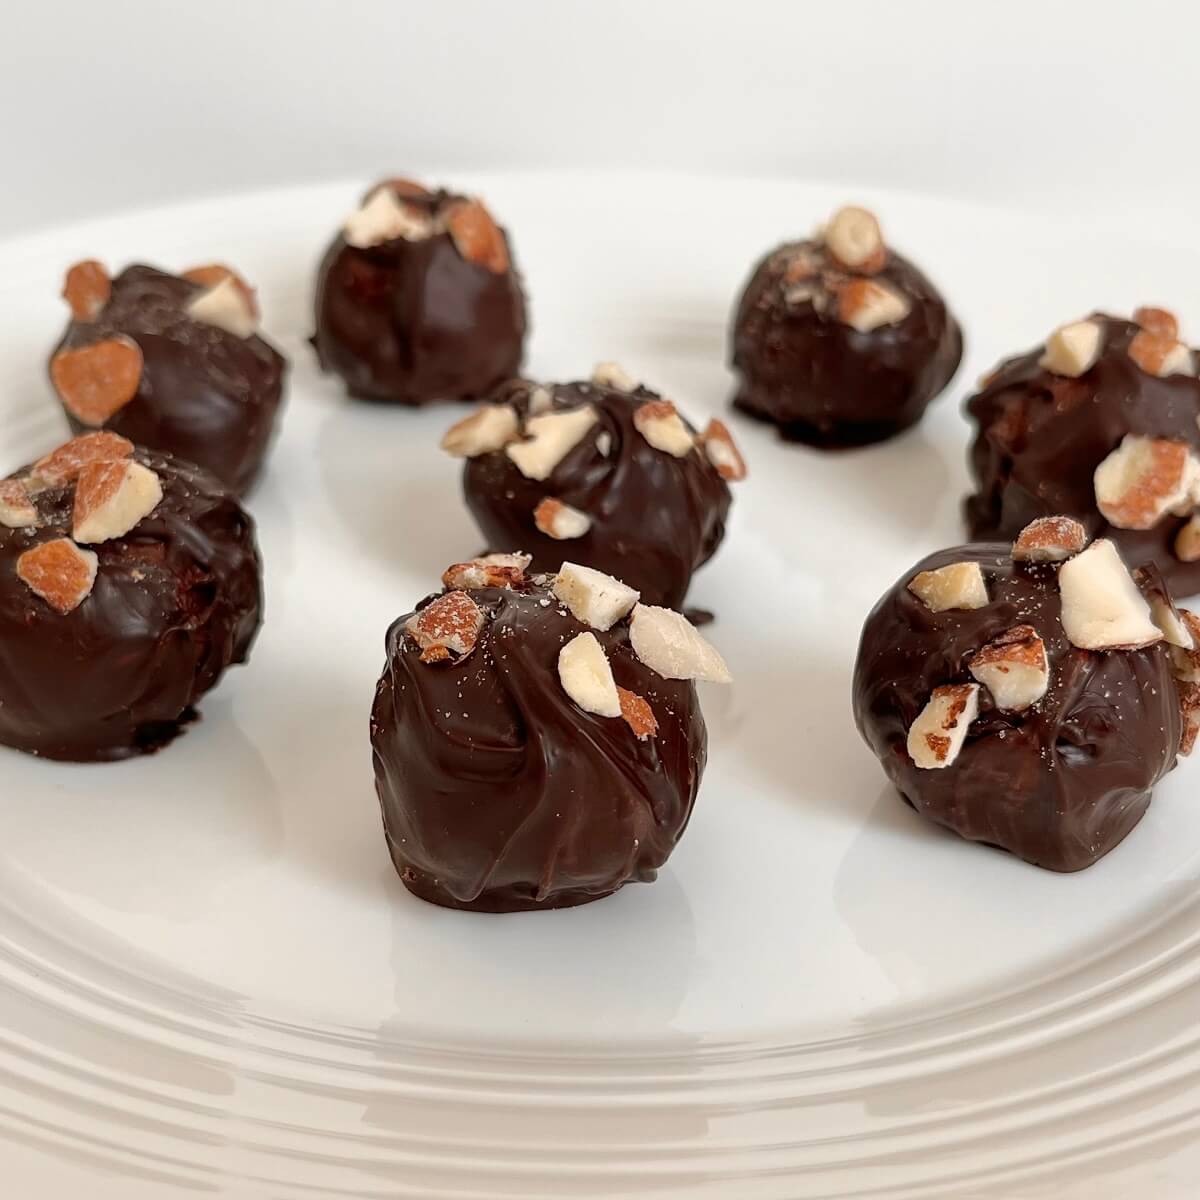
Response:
[441,404,520,458]
[1169,612,1200,683]
[527,385,555,415]
[1176,514,1200,563]
[1094,435,1199,530]
[185,275,259,338]
[1012,516,1088,563]
[557,632,622,718]
[1058,538,1163,650]
[506,406,598,481]
[441,552,531,590]
[907,684,980,770]
[835,279,911,332]
[1129,330,1195,378]
[628,603,732,683]
[595,431,613,457]
[72,460,163,544]
[0,479,37,528]
[907,561,988,613]
[552,562,639,631]
[343,187,432,248]
[592,362,637,391]
[633,400,694,457]
[825,206,885,271]
[1039,320,1102,377]
[1151,595,1195,650]
[968,626,1050,712]
[534,498,591,540]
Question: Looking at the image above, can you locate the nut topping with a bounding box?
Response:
[701,419,747,482]
[557,632,622,718]
[534,497,591,540]
[1094,435,1199,530]
[62,260,111,321]
[445,199,509,274]
[1039,320,1102,378]
[783,249,821,282]
[343,186,433,248]
[1058,538,1163,650]
[0,479,37,528]
[1179,682,1200,756]
[908,561,988,613]
[73,459,163,544]
[527,384,554,415]
[405,591,486,664]
[1012,515,1088,563]
[1168,611,1200,683]
[834,279,911,332]
[182,264,260,318]
[591,362,637,391]
[968,626,1050,712]
[1133,306,1179,341]
[1175,514,1200,563]
[185,273,259,338]
[441,404,520,458]
[506,405,598,481]
[907,683,979,770]
[441,553,531,590]
[16,538,98,614]
[618,687,658,740]
[552,562,639,631]
[632,400,695,458]
[825,206,886,274]
[628,603,732,683]
[375,177,431,199]
[1128,330,1194,378]
[1134,565,1194,649]
[27,432,134,492]
[50,337,144,426]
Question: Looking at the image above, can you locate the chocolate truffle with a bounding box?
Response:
[50,261,287,496]
[852,520,1191,871]
[0,434,263,762]
[311,177,527,405]
[730,205,962,446]
[442,364,744,610]
[966,309,1200,596]
[370,557,731,911]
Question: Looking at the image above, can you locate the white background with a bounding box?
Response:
[3,0,1198,234]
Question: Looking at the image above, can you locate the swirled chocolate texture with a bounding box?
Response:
[730,240,962,446]
[0,448,262,762]
[852,543,1180,871]
[371,577,707,911]
[51,264,287,496]
[460,380,733,609]
[311,182,527,405]
[966,314,1200,595]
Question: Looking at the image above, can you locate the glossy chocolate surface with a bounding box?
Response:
[462,380,732,609]
[0,449,262,762]
[853,542,1181,871]
[312,186,526,405]
[731,241,962,446]
[52,265,287,496]
[965,315,1200,596]
[371,576,707,911]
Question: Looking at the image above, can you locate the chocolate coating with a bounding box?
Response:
[462,380,732,609]
[0,449,262,762]
[371,576,707,911]
[312,185,527,405]
[52,265,287,496]
[731,240,962,446]
[965,315,1200,595]
[853,542,1181,871]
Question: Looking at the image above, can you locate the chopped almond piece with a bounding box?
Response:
[1094,435,1199,530]
[185,275,259,338]
[441,404,520,458]
[632,400,694,457]
[1012,516,1088,563]
[1179,681,1200,756]
[908,561,988,613]
[343,187,433,248]
[28,432,134,492]
[629,604,732,683]
[1058,539,1162,650]
[1039,320,1102,377]
[557,632,622,718]
[50,338,143,426]
[553,562,639,631]
[783,249,820,282]
[1168,611,1200,682]
[1134,565,1194,649]
[181,264,260,319]
[825,206,886,274]
[618,687,658,740]
[0,479,37,528]
[72,460,163,544]
[1133,306,1179,340]
[16,538,98,614]
[592,362,637,391]
[405,591,486,664]
[62,260,111,321]
[506,405,598,481]
[834,279,911,332]
[701,419,747,481]
[534,497,591,540]
[968,625,1050,712]
[1175,514,1200,563]
[907,683,979,769]
[441,553,531,590]
[376,177,431,199]
[1128,330,1194,378]
[445,199,509,274]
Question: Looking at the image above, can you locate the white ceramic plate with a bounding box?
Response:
[1,173,1198,1199]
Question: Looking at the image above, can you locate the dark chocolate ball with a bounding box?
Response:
[311,179,527,405]
[0,436,262,762]
[448,370,741,610]
[965,310,1200,596]
[50,261,287,496]
[370,561,728,911]
[730,206,962,446]
[852,531,1184,871]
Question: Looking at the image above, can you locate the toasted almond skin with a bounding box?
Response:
[16,538,98,614]
[28,432,134,491]
[446,199,509,274]
[182,264,260,319]
[534,497,591,540]
[50,338,143,426]
[1128,329,1192,377]
[1179,681,1200,756]
[72,460,162,544]
[633,400,695,457]
[1133,306,1179,340]
[834,278,911,332]
[406,591,486,663]
[62,260,111,321]
[618,687,658,740]
[701,418,747,481]
[1012,515,1088,562]
[1094,436,1195,530]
